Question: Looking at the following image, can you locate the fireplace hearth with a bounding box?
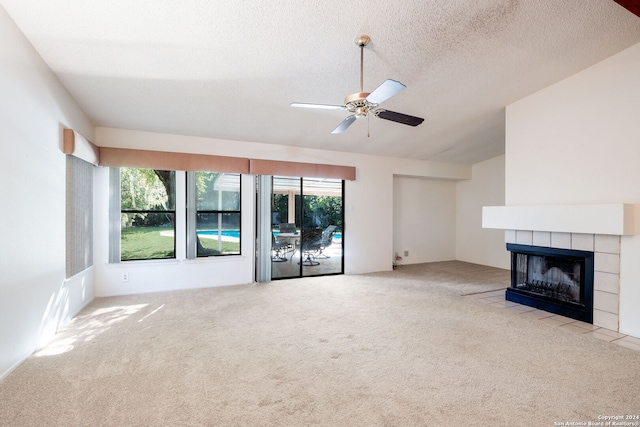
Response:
[506,244,594,323]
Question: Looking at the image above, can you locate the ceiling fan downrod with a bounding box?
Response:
[355,35,370,93]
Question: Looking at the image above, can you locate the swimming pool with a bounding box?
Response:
[198,230,342,240]
[198,230,240,238]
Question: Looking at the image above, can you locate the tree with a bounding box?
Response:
[303,195,342,230]
[153,170,175,210]
[121,168,170,211]
[120,168,174,227]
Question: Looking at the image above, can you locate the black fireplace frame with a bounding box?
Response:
[505,243,594,323]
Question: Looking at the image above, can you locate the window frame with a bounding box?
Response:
[187,171,242,258]
[110,168,243,263]
[118,168,177,262]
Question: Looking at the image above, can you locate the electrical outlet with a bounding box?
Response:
[122,273,129,282]
[404,250,409,257]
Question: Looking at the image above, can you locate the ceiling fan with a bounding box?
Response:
[290,35,424,134]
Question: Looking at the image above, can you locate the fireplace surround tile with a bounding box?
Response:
[550,232,571,249]
[515,230,533,245]
[594,290,619,314]
[595,234,620,254]
[618,335,640,346]
[569,320,600,331]
[615,339,640,352]
[590,326,625,339]
[532,231,551,247]
[594,271,619,294]
[505,229,516,244]
[593,310,619,331]
[595,252,620,275]
[571,233,594,251]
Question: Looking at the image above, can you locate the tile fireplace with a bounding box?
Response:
[482,204,635,332]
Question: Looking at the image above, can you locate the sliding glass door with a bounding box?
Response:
[271,176,343,279]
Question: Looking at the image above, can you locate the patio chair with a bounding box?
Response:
[272,233,290,262]
[315,225,337,259]
[293,228,323,266]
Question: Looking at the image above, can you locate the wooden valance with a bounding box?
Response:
[61,128,356,179]
[62,129,100,166]
[98,147,250,174]
[249,159,356,181]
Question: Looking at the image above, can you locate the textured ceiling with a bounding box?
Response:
[2,0,640,164]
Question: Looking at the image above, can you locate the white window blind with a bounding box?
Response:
[66,155,94,278]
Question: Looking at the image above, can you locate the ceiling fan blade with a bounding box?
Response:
[366,79,406,105]
[376,110,424,127]
[290,102,346,110]
[331,115,357,134]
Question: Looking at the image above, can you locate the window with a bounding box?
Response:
[120,168,176,261]
[190,172,241,257]
[112,168,242,262]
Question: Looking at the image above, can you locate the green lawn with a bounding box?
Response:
[197,233,240,256]
[121,226,175,260]
[121,227,239,260]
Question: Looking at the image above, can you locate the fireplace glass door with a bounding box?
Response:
[513,253,583,304]
[506,244,594,323]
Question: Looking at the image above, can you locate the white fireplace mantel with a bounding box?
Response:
[482,204,640,236]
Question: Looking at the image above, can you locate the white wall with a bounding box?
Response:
[393,156,510,269]
[393,177,457,265]
[457,155,509,269]
[506,43,640,206]
[392,155,509,269]
[94,127,473,295]
[506,42,640,337]
[0,7,95,379]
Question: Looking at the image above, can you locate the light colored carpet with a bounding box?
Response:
[1,261,639,426]
[385,260,510,295]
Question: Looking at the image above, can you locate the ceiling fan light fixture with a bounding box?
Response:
[344,92,370,105]
[355,107,368,118]
[344,92,376,117]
